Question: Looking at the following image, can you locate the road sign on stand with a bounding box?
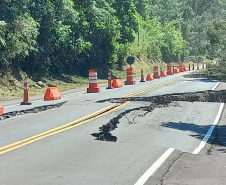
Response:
[126,56,135,67]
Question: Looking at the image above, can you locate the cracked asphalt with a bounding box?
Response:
[0,74,225,185]
[161,82,226,185]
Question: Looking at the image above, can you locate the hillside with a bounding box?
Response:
[1,1,226,100]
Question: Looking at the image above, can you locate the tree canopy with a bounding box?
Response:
[0,0,225,77]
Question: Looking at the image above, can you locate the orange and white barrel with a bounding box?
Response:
[179,62,184,72]
[125,67,136,85]
[167,63,173,75]
[87,69,101,93]
[153,66,160,79]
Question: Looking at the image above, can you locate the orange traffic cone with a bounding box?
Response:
[183,67,189,71]
[87,69,101,93]
[112,77,122,88]
[44,85,62,101]
[140,68,145,82]
[161,70,167,77]
[106,70,113,89]
[146,73,154,81]
[0,105,3,116]
[21,77,32,105]
[174,68,180,73]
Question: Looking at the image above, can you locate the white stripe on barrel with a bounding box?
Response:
[24,78,28,89]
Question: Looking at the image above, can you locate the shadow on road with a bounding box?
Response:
[161,121,226,153]
[183,78,217,83]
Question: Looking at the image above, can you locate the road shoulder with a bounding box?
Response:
[161,82,226,185]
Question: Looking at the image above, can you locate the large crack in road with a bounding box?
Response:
[93,90,226,142]
[0,101,67,121]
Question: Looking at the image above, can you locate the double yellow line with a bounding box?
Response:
[0,77,184,155]
[123,77,184,98]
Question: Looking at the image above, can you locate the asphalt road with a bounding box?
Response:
[0,70,223,185]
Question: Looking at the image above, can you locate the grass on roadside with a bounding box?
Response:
[0,75,108,101]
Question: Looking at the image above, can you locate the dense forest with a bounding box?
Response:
[0,0,226,78]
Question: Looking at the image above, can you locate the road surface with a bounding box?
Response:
[0,70,224,185]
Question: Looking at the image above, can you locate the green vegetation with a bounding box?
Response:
[1,0,226,100]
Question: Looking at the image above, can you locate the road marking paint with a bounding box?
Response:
[4,93,82,109]
[5,104,20,108]
[0,102,130,155]
[0,104,114,150]
[192,103,225,154]
[0,77,184,155]
[134,148,175,185]
[211,82,220,90]
[4,99,50,108]
[123,77,184,98]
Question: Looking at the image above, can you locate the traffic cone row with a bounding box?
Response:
[2,60,205,110]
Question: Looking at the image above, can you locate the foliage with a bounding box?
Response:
[0,0,225,77]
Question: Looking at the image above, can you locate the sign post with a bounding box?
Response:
[126,56,135,67]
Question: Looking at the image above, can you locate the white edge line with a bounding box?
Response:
[2,76,182,109]
[4,104,20,108]
[134,148,175,185]
[5,99,42,109]
[3,79,218,109]
[4,92,84,109]
[211,82,220,90]
[192,103,225,154]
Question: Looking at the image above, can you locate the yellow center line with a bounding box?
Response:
[0,76,184,155]
[0,105,114,151]
[0,102,130,155]
[124,77,183,98]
